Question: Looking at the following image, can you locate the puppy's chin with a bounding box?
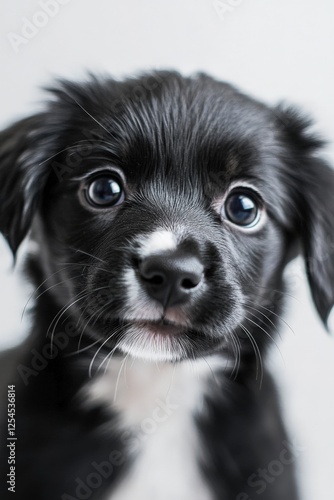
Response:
[116,322,227,363]
[116,323,186,362]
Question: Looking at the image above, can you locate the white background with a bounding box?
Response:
[1,1,334,498]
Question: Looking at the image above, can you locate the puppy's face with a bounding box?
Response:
[1,72,334,364]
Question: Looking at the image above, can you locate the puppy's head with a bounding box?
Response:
[1,71,334,364]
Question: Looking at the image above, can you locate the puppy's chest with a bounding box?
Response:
[84,358,221,500]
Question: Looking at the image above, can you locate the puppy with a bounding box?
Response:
[0,71,333,500]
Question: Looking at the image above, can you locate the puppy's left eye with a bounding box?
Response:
[223,189,262,228]
[85,175,124,207]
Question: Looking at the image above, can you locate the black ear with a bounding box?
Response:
[275,106,334,328]
[301,159,334,329]
[0,114,53,254]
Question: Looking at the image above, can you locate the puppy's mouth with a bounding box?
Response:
[111,314,207,362]
[127,318,185,336]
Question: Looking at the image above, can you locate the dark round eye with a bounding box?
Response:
[86,175,124,207]
[224,190,261,228]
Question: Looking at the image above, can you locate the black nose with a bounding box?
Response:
[138,251,204,308]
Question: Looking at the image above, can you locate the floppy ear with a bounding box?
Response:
[275,106,334,328]
[0,114,53,254]
[301,159,334,329]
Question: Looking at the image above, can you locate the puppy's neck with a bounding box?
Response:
[82,355,225,429]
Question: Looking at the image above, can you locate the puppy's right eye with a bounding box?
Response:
[85,175,124,208]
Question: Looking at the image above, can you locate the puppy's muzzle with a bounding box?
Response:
[137,250,204,308]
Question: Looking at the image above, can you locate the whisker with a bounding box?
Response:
[38,138,114,166]
[66,338,101,356]
[86,296,115,328]
[76,293,118,351]
[98,347,117,374]
[113,352,131,403]
[32,275,83,305]
[91,319,133,375]
[38,143,85,165]
[75,286,112,346]
[102,338,125,375]
[231,332,241,380]
[240,324,263,386]
[75,286,117,351]
[247,302,295,336]
[21,265,81,321]
[255,284,299,302]
[48,291,91,354]
[69,247,107,264]
[243,305,282,341]
[71,97,115,140]
[244,316,286,367]
[202,356,219,387]
[46,288,89,337]
[89,332,116,378]
[61,261,115,276]
[95,337,123,374]
[165,363,177,400]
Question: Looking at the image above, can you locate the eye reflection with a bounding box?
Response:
[223,189,261,228]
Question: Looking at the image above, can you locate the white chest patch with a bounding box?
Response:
[84,356,224,500]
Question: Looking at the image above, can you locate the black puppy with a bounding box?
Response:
[1,71,333,500]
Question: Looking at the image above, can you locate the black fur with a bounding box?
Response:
[1,71,334,500]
